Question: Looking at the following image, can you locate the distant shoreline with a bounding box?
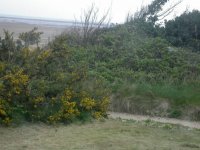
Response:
[0,16,79,28]
[0,15,77,24]
[0,15,108,47]
[0,15,108,28]
[0,20,72,47]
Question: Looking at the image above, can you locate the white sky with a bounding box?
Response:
[0,0,200,23]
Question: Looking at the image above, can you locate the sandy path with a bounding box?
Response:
[108,112,200,129]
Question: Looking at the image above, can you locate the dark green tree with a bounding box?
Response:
[19,27,43,48]
[125,0,181,37]
[0,30,16,62]
[165,10,200,51]
[133,0,181,24]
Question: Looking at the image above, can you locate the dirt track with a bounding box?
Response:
[108,112,200,129]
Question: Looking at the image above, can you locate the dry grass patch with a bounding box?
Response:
[0,119,200,150]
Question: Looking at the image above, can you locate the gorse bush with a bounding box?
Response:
[0,30,110,125]
[0,63,109,125]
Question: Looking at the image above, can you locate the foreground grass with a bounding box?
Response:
[0,119,200,150]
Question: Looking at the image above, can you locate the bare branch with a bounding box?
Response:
[78,4,111,45]
[157,0,182,18]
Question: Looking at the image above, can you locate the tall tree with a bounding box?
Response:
[165,10,200,51]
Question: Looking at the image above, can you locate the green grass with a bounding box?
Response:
[113,82,200,107]
[135,83,200,105]
[110,82,200,120]
[0,119,200,150]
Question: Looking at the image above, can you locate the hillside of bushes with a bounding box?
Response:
[0,0,200,125]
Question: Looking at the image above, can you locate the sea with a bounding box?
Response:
[0,15,80,28]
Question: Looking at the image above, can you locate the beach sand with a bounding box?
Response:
[0,21,72,47]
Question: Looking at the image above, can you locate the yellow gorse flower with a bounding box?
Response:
[4,69,29,86]
[92,112,102,119]
[62,89,73,101]
[3,69,29,96]
[0,99,12,125]
[37,50,51,61]
[32,97,45,108]
[33,97,44,104]
[80,98,96,110]
[99,97,110,112]
[0,109,6,116]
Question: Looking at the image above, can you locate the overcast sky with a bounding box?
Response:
[0,0,200,23]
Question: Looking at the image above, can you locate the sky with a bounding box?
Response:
[0,0,200,23]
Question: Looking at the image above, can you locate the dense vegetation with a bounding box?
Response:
[165,10,200,52]
[0,30,109,126]
[0,0,200,125]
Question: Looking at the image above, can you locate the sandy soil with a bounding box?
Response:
[108,112,200,129]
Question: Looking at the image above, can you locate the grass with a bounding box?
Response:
[110,82,200,120]
[112,82,200,107]
[135,83,200,105]
[0,119,200,150]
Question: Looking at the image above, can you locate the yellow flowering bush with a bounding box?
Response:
[92,111,103,119]
[0,53,110,126]
[48,114,61,124]
[92,97,110,119]
[0,99,12,126]
[0,67,30,125]
[3,69,29,97]
[59,89,80,120]
[80,98,96,110]
[0,100,7,117]
[47,89,110,124]
[48,101,80,124]
[61,89,73,101]
[0,37,110,126]
[31,97,45,108]
[0,69,110,125]
[4,69,28,86]
[37,50,51,61]
[48,89,80,124]
[60,101,80,119]
[98,97,110,113]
